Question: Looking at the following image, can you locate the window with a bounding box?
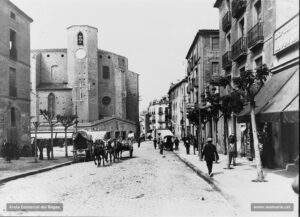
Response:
[10,12,16,20]
[103,66,110,79]
[11,107,16,127]
[238,18,245,37]
[212,36,219,50]
[254,0,262,24]
[212,62,219,75]
[77,32,83,45]
[9,29,17,60]
[9,67,17,97]
[255,56,263,69]
[226,34,231,51]
[102,96,111,105]
[50,65,58,80]
[48,93,55,117]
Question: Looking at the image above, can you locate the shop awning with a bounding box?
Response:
[237,65,299,123]
[55,132,73,139]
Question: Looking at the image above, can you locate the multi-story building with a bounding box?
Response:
[147,96,169,135]
[168,78,188,138]
[185,29,220,142]
[31,25,139,140]
[214,0,299,168]
[0,0,33,152]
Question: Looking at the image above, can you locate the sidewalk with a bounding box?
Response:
[174,142,299,217]
[0,146,74,183]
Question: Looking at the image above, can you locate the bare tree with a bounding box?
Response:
[40,109,58,160]
[56,114,77,157]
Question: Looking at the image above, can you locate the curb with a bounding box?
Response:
[0,161,74,184]
[173,151,240,216]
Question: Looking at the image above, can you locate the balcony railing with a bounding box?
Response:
[222,51,232,69]
[222,11,232,32]
[158,111,163,115]
[158,119,165,123]
[247,22,264,49]
[232,0,246,19]
[231,37,247,61]
[9,47,17,60]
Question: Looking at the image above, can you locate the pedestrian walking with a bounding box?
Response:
[192,135,198,155]
[174,137,179,150]
[153,137,157,149]
[3,139,11,163]
[158,133,163,155]
[201,138,219,177]
[183,135,190,155]
[227,134,236,167]
[138,137,141,148]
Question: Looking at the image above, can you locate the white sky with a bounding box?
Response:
[11,0,219,111]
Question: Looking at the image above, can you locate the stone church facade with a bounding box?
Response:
[31,25,139,139]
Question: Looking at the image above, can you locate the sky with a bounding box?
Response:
[11,0,219,112]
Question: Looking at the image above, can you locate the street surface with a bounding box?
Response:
[0,141,236,216]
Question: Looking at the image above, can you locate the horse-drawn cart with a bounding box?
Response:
[72,130,108,162]
[72,130,93,162]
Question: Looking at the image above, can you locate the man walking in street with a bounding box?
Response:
[174,137,179,150]
[183,135,190,155]
[138,137,141,148]
[201,138,219,177]
[153,137,157,149]
[158,133,163,155]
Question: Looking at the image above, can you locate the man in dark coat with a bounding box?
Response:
[174,137,179,150]
[201,138,219,177]
[153,137,157,149]
[183,136,190,154]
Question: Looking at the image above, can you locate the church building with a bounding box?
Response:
[31,25,139,139]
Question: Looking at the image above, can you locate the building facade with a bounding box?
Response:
[147,96,169,134]
[0,0,33,152]
[31,25,139,139]
[214,0,299,168]
[168,78,188,138]
[185,29,220,145]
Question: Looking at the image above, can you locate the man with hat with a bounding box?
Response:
[201,138,219,177]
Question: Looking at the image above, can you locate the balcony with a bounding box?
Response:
[222,11,231,32]
[247,22,264,50]
[158,119,165,124]
[231,37,247,61]
[232,0,246,19]
[222,51,232,69]
[9,47,17,60]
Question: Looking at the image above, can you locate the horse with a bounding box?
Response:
[106,139,114,164]
[113,138,123,161]
[93,140,108,167]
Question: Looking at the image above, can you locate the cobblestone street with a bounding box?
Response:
[0,141,236,216]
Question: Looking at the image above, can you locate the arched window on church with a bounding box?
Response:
[48,93,56,117]
[77,32,83,45]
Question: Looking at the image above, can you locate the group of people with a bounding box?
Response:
[2,139,20,162]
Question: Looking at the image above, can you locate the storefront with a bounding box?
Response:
[237,64,299,168]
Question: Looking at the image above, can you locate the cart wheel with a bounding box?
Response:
[130,150,133,158]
